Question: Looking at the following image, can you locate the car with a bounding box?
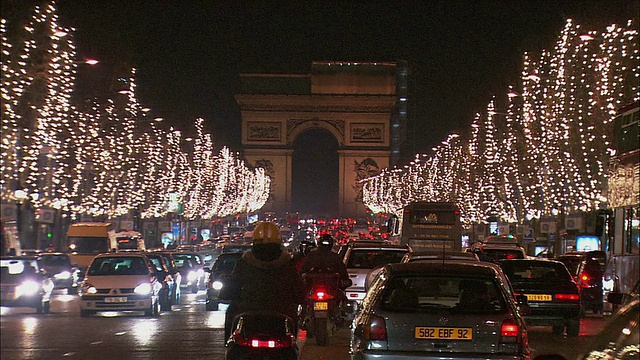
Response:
[556,250,606,314]
[220,244,253,254]
[205,251,245,311]
[1,256,54,314]
[469,243,528,263]
[498,258,581,336]
[143,252,177,311]
[401,250,479,263]
[533,298,639,360]
[79,253,162,317]
[171,251,205,293]
[350,261,530,360]
[37,252,81,294]
[342,242,411,303]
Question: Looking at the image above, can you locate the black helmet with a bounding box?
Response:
[317,233,334,248]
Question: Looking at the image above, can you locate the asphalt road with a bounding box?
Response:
[1,290,606,360]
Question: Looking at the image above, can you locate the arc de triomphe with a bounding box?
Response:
[238,62,398,218]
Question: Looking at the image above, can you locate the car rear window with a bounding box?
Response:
[500,261,573,282]
[347,249,407,269]
[380,275,507,314]
[477,249,524,262]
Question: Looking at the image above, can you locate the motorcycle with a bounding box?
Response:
[301,268,353,346]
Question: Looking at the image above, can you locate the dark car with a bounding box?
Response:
[143,252,177,311]
[38,252,81,294]
[557,250,606,314]
[350,261,530,360]
[1,256,54,313]
[533,298,639,360]
[206,251,245,311]
[499,258,581,336]
[172,251,205,293]
[469,243,527,263]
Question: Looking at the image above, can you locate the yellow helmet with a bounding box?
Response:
[252,222,281,245]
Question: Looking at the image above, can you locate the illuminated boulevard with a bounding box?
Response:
[1,289,606,360]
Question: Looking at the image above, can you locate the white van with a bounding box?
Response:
[115,231,146,252]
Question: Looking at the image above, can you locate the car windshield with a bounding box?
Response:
[500,261,573,282]
[347,249,407,269]
[69,237,109,254]
[380,274,507,314]
[557,257,582,276]
[173,254,202,266]
[88,257,149,275]
[39,255,71,267]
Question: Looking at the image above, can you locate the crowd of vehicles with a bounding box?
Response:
[2,212,636,360]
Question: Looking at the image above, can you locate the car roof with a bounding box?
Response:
[386,260,501,277]
[94,253,147,258]
[348,242,409,250]
[499,258,564,265]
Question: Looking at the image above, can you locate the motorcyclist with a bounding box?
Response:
[300,233,351,327]
[300,233,349,284]
[293,240,316,274]
[219,221,304,341]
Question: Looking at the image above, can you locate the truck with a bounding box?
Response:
[67,222,117,271]
[387,202,462,252]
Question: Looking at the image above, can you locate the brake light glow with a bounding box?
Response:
[364,316,387,341]
[309,287,334,301]
[500,318,520,342]
[555,293,580,301]
[232,332,294,348]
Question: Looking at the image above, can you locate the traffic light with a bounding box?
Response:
[46,232,52,239]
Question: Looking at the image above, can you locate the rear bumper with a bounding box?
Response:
[525,303,580,325]
[353,350,528,360]
[346,290,366,303]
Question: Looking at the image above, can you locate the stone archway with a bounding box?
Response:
[291,128,339,217]
[237,62,397,218]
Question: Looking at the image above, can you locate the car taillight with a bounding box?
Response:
[500,318,520,343]
[555,293,580,301]
[364,315,387,341]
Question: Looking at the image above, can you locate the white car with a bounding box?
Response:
[80,253,162,317]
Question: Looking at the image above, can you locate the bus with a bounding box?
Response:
[67,222,117,271]
[387,202,462,251]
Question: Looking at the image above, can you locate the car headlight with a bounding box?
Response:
[82,283,97,295]
[134,283,152,295]
[211,281,223,290]
[187,271,197,282]
[54,271,72,279]
[16,281,40,297]
[196,269,205,278]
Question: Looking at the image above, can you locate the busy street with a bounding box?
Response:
[0,288,610,360]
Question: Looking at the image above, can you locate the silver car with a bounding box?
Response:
[401,250,479,263]
[342,242,411,303]
[350,260,530,360]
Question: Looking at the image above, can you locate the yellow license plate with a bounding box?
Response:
[314,302,328,311]
[415,327,473,340]
[525,294,552,301]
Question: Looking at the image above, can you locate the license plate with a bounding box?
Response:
[105,297,127,303]
[525,294,552,301]
[314,301,328,311]
[415,327,473,340]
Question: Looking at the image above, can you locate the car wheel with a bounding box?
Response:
[80,310,94,317]
[566,318,580,337]
[206,300,219,311]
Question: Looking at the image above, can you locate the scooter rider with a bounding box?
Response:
[219,221,305,341]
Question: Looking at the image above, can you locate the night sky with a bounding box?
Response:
[10,0,640,154]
